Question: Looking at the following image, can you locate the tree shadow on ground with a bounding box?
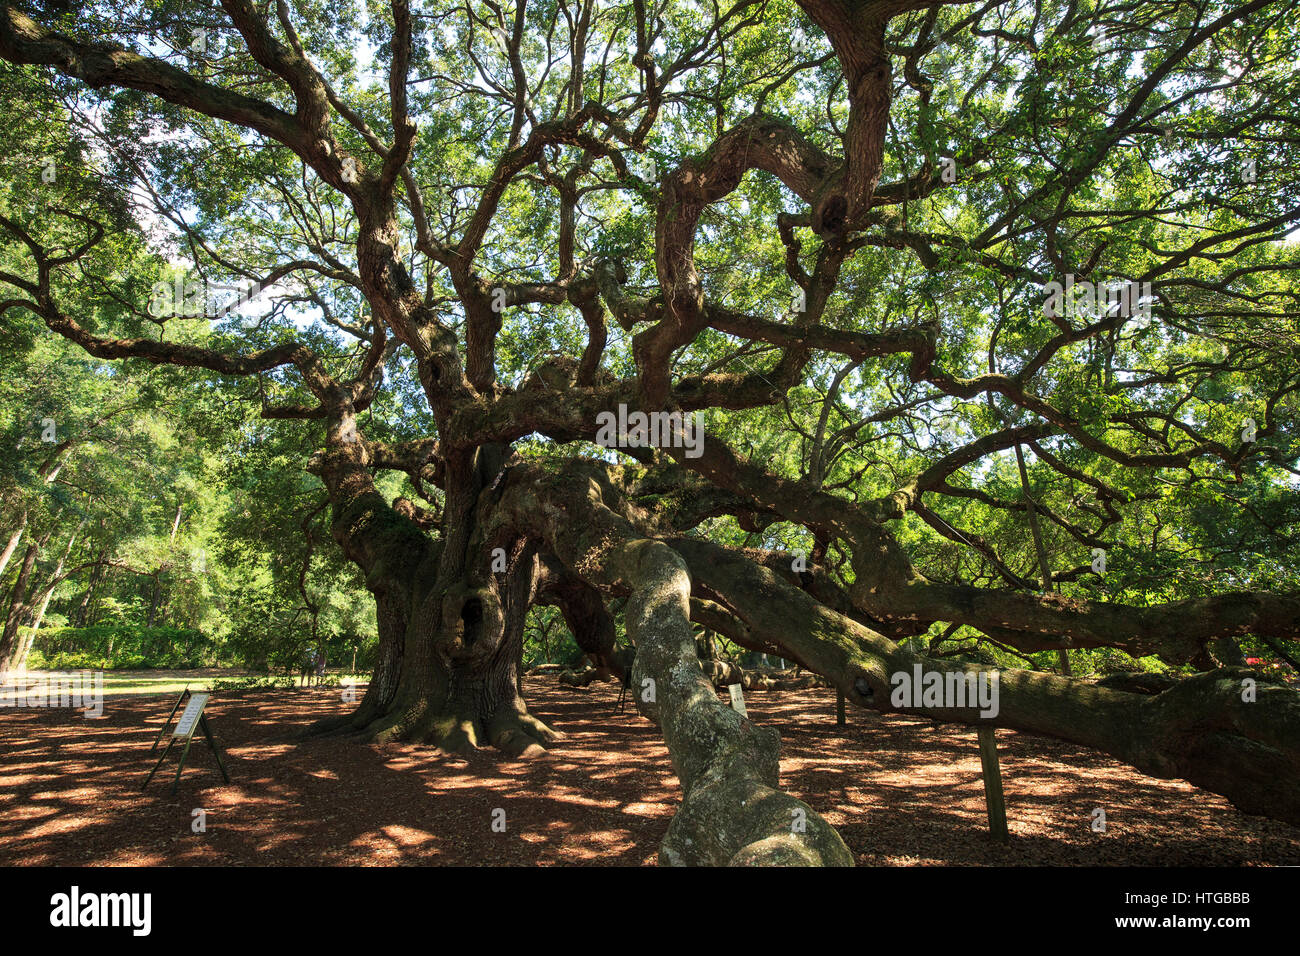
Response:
[0,679,1296,865]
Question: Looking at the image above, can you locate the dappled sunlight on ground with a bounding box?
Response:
[0,678,1296,866]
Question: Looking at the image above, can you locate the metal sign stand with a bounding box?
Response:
[615,669,633,715]
[150,686,190,753]
[143,691,230,794]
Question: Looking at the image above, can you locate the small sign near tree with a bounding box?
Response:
[143,689,231,794]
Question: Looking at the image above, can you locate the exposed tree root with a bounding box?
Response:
[495,464,854,865]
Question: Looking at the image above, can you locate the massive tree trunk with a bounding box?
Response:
[302,444,1300,863]
[307,442,559,757]
[307,438,854,865]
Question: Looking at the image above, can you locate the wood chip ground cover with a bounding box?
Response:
[1,679,1295,866]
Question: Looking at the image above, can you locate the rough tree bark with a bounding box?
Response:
[306,441,559,757]
[486,460,853,865]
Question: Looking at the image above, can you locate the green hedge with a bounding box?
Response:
[212,674,342,690]
[29,625,206,670]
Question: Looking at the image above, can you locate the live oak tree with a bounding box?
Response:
[1,0,1298,865]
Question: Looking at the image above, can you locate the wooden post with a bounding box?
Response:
[836,691,846,726]
[976,726,1009,842]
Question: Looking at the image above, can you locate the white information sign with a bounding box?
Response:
[172,693,210,739]
[727,683,747,717]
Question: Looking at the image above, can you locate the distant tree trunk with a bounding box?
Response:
[0,509,28,581]
[14,516,87,671]
[75,544,109,626]
[144,570,162,627]
[146,502,183,627]
[990,340,1072,676]
[0,537,46,670]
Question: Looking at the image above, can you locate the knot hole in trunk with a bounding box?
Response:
[460,598,484,646]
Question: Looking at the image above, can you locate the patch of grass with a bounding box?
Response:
[0,669,367,701]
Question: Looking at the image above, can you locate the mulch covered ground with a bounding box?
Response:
[1,677,1297,866]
